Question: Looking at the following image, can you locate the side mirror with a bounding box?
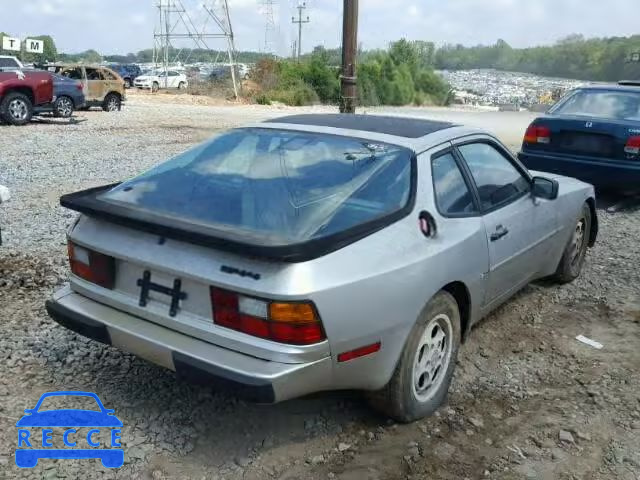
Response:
[0,185,10,204]
[531,176,559,200]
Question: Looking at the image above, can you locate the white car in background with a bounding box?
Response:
[134,70,188,92]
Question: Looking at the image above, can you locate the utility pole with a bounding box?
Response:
[340,0,358,113]
[291,2,310,61]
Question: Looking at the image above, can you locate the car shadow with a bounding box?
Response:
[31,116,88,126]
[595,190,640,212]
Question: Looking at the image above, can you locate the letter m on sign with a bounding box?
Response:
[25,39,43,54]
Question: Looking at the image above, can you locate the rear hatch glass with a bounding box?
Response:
[98,128,413,246]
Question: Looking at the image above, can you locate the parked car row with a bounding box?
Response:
[0,59,126,126]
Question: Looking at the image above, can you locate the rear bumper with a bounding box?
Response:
[46,287,333,403]
[518,151,640,192]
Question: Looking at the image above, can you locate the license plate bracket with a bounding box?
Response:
[137,270,187,317]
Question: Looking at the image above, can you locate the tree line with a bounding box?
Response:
[434,35,640,81]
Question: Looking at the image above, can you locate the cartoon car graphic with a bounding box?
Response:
[16,391,123,468]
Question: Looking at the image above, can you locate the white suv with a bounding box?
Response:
[134,70,188,92]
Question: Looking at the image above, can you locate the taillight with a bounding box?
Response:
[76,82,83,91]
[524,125,551,145]
[210,287,325,345]
[624,136,640,155]
[67,242,116,289]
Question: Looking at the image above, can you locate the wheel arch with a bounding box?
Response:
[106,91,122,100]
[4,87,34,103]
[585,197,598,247]
[441,281,472,342]
[57,94,75,106]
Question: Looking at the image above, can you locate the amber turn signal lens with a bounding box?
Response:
[269,302,317,324]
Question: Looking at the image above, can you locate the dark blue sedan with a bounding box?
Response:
[518,82,640,193]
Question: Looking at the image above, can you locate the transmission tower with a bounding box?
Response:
[260,0,278,55]
[153,0,240,97]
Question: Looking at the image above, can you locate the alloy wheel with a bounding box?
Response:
[106,98,119,112]
[570,218,586,266]
[412,313,453,402]
[57,98,73,117]
[8,99,28,121]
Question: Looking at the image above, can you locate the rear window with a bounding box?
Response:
[551,89,640,120]
[99,128,413,245]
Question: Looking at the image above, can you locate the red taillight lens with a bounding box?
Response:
[76,82,83,91]
[524,125,551,144]
[67,242,115,289]
[210,287,325,345]
[625,136,640,155]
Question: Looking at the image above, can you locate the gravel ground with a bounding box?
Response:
[0,92,638,480]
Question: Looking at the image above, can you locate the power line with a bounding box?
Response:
[291,2,310,60]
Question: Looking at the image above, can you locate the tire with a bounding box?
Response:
[0,92,33,126]
[54,95,74,118]
[178,81,186,90]
[152,82,159,93]
[124,78,132,88]
[367,291,462,423]
[552,203,591,284]
[102,93,121,112]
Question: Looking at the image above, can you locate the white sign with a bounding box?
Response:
[2,36,21,52]
[25,39,44,54]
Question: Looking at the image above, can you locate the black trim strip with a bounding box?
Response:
[173,352,276,403]
[45,300,277,403]
[60,155,418,263]
[429,147,481,218]
[46,300,112,345]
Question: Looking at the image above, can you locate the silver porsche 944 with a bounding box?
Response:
[47,114,597,422]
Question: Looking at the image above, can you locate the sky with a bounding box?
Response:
[1,0,639,56]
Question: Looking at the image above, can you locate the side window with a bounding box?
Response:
[168,71,179,77]
[86,68,102,80]
[62,67,83,80]
[101,69,116,80]
[431,152,477,216]
[458,143,530,211]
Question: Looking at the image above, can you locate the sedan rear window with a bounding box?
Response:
[552,89,640,120]
[99,128,413,245]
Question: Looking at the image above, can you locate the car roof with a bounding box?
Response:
[255,114,483,152]
[266,114,457,139]
[573,83,640,94]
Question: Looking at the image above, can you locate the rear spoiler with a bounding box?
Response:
[60,184,399,263]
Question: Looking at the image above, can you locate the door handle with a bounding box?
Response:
[490,225,509,242]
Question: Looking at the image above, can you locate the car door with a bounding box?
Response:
[85,67,105,102]
[454,138,558,305]
[100,68,123,94]
[167,71,180,88]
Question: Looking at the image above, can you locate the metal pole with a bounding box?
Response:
[222,0,239,98]
[297,6,302,60]
[340,0,358,113]
[291,2,309,61]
